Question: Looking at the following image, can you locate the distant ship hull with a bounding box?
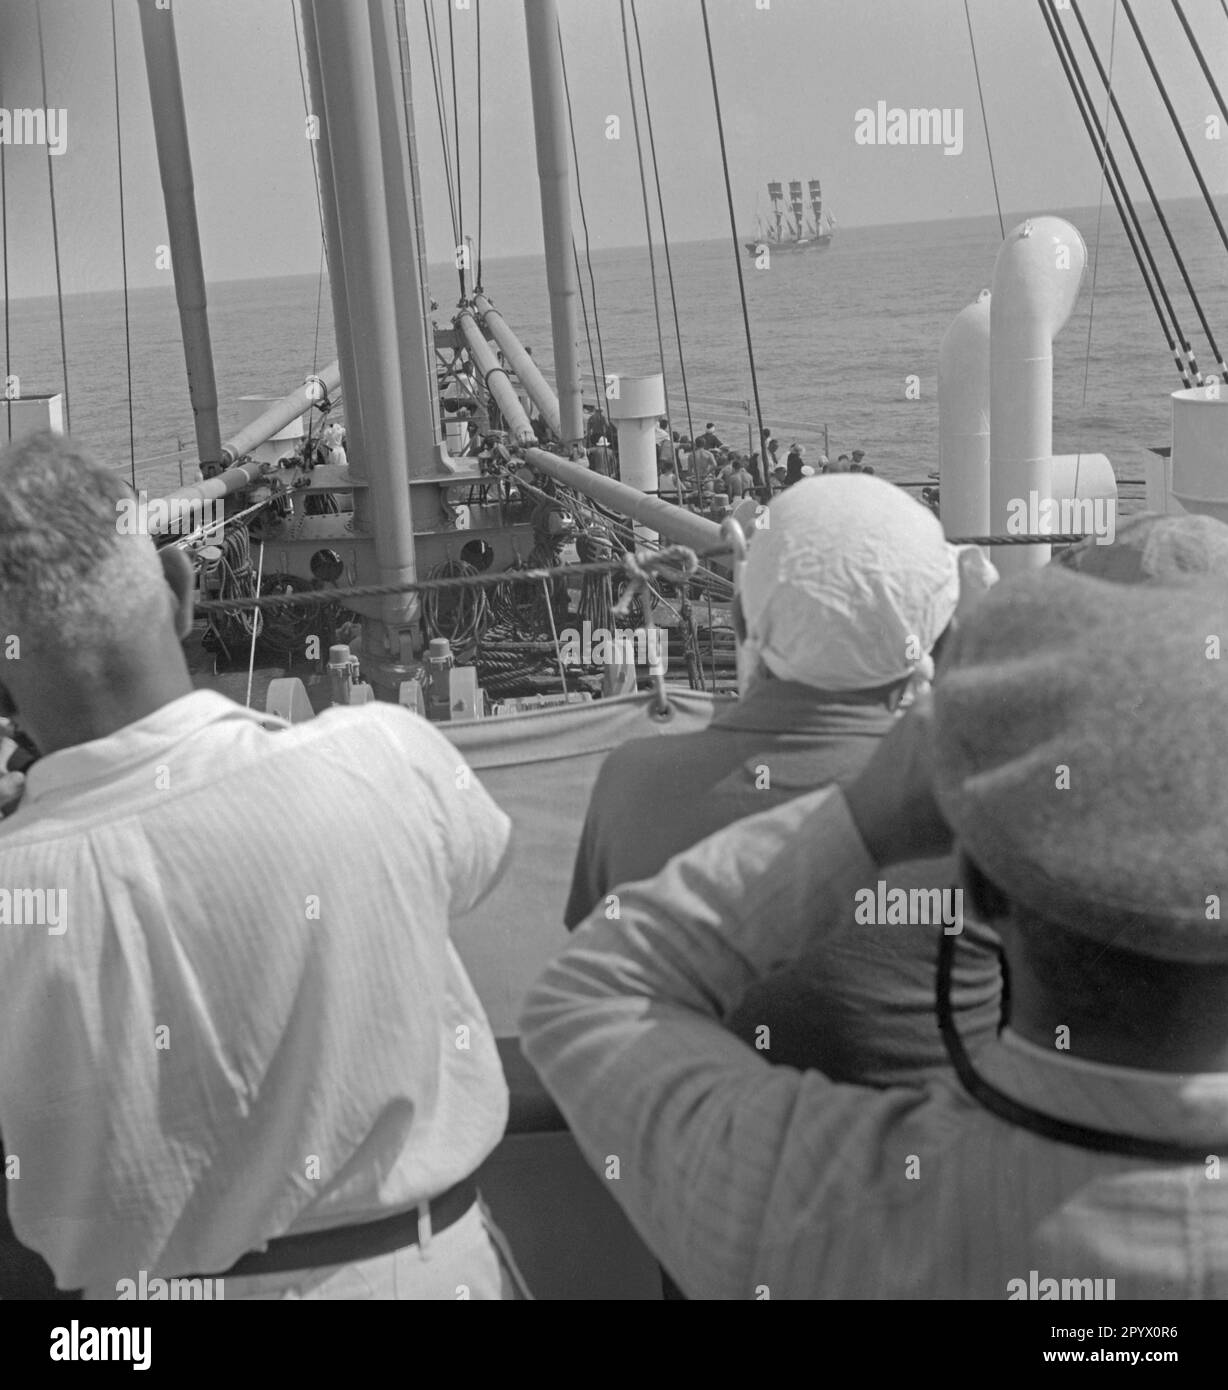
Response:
[743,230,834,256]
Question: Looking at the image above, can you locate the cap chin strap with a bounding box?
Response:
[936,929,1226,1163]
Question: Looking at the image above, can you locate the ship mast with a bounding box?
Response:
[136,0,222,470]
[523,0,585,447]
[300,0,438,667]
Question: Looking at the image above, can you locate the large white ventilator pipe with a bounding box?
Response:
[608,374,666,544]
[990,217,1087,574]
[939,290,991,546]
[1171,384,1228,524]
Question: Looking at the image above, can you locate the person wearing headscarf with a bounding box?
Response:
[565,472,1001,1066]
[528,563,1228,1299]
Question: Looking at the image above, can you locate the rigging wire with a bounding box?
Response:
[1081,0,1119,409]
[698,0,767,479]
[290,0,328,374]
[572,238,601,401]
[36,2,70,434]
[1172,0,1228,130]
[556,19,608,399]
[1121,0,1228,275]
[445,0,464,288]
[476,0,483,286]
[630,0,696,451]
[111,0,136,489]
[1,140,9,444]
[393,0,441,443]
[962,0,1005,242]
[422,0,460,254]
[1069,0,1226,379]
[1041,0,1192,386]
[619,0,674,441]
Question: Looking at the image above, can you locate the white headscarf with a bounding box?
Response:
[737,476,963,692]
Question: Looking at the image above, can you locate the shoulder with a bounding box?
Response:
[297,702,465,777]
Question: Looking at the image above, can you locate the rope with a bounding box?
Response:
[1082,0,1118,410]
[540,577,568,693]
[1172,0,1228,130]
[557,18,607,397]
[1121,0,1228,285]
[619,0,674,440]
[36,4,70,433]
[1040,0,1192,387]
[1069,0,1225,379]
[244,539,266,709]
[962,0,1004,241]
[698,1,767,480]
[631,0,695,449]
[424,557,489,647]
[196,546,707,615]
[111,0,137,490]
[195,531,1084,618]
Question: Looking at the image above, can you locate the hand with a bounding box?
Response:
[843,690,953,867]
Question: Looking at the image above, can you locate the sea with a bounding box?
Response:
[2,196,1225,501]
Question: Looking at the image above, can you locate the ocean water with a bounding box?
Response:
[2,196,1225,499]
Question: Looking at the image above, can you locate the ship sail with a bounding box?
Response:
[767,180,784,241]
[788,180,805,240]
[809,178,823,233]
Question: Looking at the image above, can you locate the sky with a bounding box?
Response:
[0,0,1225,296]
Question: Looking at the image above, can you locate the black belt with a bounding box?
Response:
[200,1174,479,1280]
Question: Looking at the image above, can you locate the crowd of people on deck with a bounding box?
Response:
[579,404,874,516]
[1,428,1227,1302]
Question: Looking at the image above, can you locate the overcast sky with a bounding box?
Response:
[1,0,1225,296]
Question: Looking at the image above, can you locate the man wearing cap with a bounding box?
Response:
[527,566,1228,1299]
[565,476,1001,1083]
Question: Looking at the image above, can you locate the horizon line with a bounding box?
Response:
[4,192,1222,304]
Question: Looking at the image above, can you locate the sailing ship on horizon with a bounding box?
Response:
[744,178,835,257]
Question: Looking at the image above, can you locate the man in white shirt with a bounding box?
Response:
[524,566,1228,1299]
[0,432,516,1300]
